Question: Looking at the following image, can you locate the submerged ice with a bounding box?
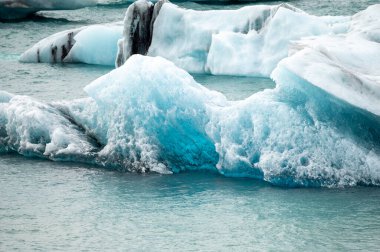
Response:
[2,55,380,187]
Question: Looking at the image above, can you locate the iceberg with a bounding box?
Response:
[21,0,354,76]
[148,2,309,74]
[19,23,123,65]
[0,0,97,19]
[19,27,84,64]
[2,55,380,187]
[14,1,331,70]
[11,3,380,186]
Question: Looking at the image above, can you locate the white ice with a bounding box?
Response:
[3,55,380,186]
[19,23,123,65]
[20,1,351,75]
[66,25,123,66]
[272,4,380,117]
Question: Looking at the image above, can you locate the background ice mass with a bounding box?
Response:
[2,2,380,187]
[20,1,379,77]
[0,0,97,19]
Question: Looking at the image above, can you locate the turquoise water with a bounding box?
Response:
[1,1,380,250]
[1,155,380,251]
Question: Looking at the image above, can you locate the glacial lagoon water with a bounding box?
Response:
[1,0,380,250]
[1,154,380,251]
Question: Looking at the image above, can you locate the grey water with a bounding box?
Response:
[1,0,380,251]
[1,155,380,251]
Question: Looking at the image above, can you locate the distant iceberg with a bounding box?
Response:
[21,1,308,69]
[0,0,97,19]
[20,1,378,74]
[19,23,123,65]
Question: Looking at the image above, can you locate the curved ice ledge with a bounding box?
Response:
[2,55,380,187]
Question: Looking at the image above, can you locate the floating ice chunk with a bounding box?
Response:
[66,25,123,66]
[0,0,97,19]
[50,55,380,186]
[19,27,83,63]
[206,8,344,76]
[272,37,380,116]
[2,55,380,186]
[268,4,380,117]
[20,22,123,65]
[19,2,351,75]
[148,3,295,73]
[20,3,380,82]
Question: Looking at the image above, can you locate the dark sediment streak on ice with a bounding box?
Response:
[19,27,83,64]
[116,0,168,67]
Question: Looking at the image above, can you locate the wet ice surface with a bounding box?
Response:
[1,55,379,186]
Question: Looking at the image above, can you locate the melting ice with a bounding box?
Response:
[2,2,380,187]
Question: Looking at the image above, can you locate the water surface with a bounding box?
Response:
[1,1,379,251]
[1,155,379,251]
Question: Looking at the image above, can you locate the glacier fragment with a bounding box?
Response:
[19,23,123,65]
[20,1,354,77]
[2,55,380,186]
